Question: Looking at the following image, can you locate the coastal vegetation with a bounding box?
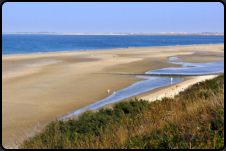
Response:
[19,73,224,149]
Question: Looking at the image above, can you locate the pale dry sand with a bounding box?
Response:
[136,75,220,101]
[2,44,224,148]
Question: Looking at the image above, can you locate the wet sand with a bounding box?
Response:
[2,44,224,148]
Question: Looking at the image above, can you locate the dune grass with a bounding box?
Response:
[19,73,224,149]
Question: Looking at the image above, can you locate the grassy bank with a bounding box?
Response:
[19,74,224,149]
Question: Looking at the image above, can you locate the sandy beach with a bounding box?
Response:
[2,44,224,148]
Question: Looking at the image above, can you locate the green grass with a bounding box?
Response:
[19,73,224,149]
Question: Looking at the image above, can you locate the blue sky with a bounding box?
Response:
[2,2,224,33]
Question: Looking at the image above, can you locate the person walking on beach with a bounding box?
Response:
[12,60,14,63]
[171,77,173,84]
[107,89,110,93]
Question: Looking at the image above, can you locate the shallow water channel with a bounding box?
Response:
[60,76,183,119]
[60,58,224,119]
[146,60,224,76]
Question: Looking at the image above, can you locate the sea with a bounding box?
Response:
[2,34,224,55]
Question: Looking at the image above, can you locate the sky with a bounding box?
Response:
[2,2,224,33]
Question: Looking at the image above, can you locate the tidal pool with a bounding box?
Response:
[146,61,224,76]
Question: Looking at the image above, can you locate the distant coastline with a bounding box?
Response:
[2,32,224,36]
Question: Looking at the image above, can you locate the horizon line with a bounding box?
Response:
[2,32,224,35]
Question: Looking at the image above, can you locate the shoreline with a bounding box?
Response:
[2,44,224,148]
[2,43,224,56]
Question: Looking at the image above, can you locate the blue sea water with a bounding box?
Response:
[2,34,224,55]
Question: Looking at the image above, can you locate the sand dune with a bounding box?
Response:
[2,44,224,148]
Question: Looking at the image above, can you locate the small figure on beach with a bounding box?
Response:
[107,89,110,93]
[92,55,93,57]
[171,77,173,84]
[12,60,14,63]
[113,55,115,57]
[114,91,117,95]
